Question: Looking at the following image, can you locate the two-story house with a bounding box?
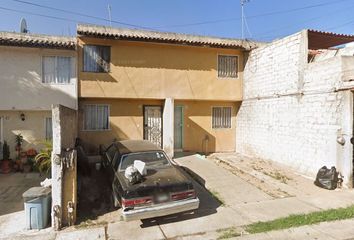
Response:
[0,32,77,158]
[77,24,260,157]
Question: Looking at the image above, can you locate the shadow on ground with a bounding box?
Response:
[76,163,115,224]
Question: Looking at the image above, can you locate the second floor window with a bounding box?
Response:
[218,55,238,79]
[42,56,72,84]
[83,45,110,72]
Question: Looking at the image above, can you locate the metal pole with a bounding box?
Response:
[108,5,112,27]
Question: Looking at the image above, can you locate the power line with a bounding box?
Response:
[10,0,154,30]
[255,4,354,40]
[156,0,352,29]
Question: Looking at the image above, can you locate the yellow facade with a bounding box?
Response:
[78,36,244,153]
[79,37,243,101]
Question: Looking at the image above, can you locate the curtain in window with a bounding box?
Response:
[45,117,53,140]
[43,57,56,83]
[57,57,71,83]
[84,105,109,130]
[212,107,231,129]
[83,45,110,72]
[218,56,238,78]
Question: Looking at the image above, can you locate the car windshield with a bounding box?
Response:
[119,151,170,171]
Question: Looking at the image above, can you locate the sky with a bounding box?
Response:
[0,0,354,41]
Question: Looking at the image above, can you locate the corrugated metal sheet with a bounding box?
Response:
[77,24,263,50]
[0,32,76,50]
[308,29,354,50]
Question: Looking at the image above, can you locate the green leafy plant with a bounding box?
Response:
[2,141,10,160]
[15,133,23,147]
[34,141,52,175]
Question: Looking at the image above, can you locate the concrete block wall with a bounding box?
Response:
[236,30,354,184]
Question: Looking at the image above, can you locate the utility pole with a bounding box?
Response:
[241,0,250,39]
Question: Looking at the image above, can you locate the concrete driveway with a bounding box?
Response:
[0,173,45,238]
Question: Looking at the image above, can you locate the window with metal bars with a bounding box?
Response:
[83,104,110,130]
[212,107,232,129]
[217,55,238,78]
[83,45,110,72]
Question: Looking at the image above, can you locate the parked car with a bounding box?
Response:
[102,140,200,221]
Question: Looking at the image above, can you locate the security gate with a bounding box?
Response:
[143,106,162,147]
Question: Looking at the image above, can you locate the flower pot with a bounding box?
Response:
[1,160,11,174]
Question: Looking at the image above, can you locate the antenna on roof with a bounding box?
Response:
[20,18,28,33]
[241,0,250,39]
[108,5,112,27]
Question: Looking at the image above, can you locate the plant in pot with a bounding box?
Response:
[14,134,24,171]
[34,141,52,176]
[24,148,37,173]
[1,141,11,174]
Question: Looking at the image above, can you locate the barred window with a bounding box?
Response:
[218,55,238,78]
[84,104,109,130]
[83,45,110,72]
[212,107,232,129]
[42,56,72,84]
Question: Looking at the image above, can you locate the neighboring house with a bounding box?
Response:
[76,24,261,157]
[237,29,354,187]
[0,32,77,159]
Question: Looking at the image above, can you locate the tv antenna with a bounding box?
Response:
[20,18,28,33]
[108,5,112,27]
[241,0,250,39]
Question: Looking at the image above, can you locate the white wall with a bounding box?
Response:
[0,46,77,110]
[237,30,354,186]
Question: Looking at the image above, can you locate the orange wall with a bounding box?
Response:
[78,98,239,154]
[176,100,239,153]
[78,37,244,101]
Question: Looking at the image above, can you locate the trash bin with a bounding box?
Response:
[23,187,51,230]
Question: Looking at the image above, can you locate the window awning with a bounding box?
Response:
[308,29,354,50]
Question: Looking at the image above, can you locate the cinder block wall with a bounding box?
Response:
[236,30,353,183]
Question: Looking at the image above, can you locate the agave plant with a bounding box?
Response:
[34,140,52,175]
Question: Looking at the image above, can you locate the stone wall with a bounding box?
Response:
[236,30,354,186]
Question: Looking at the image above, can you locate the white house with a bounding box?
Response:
[237,30,354,187]
[0,32,77,158]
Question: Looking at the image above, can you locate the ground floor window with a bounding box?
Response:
[83,104,110,130]
[45,117,53,140]
[212,107,232,129]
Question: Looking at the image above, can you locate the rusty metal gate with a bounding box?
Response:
[143,106,162,147]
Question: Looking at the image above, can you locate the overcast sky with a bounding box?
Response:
[0,0,353,41]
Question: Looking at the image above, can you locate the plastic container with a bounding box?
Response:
[23,187,51,230]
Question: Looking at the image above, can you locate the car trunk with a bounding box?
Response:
[118,166,193,201]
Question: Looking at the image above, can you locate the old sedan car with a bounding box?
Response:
[102,140,200,221]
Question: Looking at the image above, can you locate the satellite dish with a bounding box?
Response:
[20,18,28,33]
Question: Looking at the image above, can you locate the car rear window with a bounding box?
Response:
[119,151,170,171]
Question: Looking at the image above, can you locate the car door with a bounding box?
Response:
[104,144,117,183]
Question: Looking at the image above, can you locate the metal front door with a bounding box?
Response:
[174,106,183,150]
[144,106,162,147]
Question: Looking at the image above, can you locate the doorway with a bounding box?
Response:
[174,106,184,151]
[143,106,162,148]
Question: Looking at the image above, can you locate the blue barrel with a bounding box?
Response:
[23,187,51,230]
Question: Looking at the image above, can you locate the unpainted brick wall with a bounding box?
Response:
[236,30,353,179]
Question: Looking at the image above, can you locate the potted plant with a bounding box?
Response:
[14,134,24,171]
[1,141,11,173]
[24,148,37,173]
